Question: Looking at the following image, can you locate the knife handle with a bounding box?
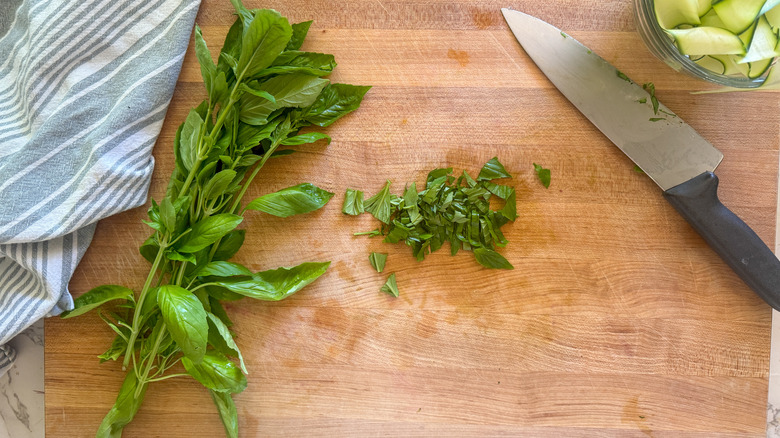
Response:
[663,171,780,310]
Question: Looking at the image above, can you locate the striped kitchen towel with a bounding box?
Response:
[0,0,201,372]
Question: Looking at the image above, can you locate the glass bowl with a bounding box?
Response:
[633,0,767,88]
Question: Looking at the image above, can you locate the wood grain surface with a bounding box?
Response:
[46,0,780,436]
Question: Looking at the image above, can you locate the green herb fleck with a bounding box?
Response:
[381,273,400,297]
[636,97,647,104]
[533,163,551,188]
[354,229,382,237]
[649,117,665,122]
[369,252,388,273]
[342,188,365,215]
[642,82,660,114]
[561,31,568,38]
[478,157,512,181]
[364,180,395,224]
[633,165,644,173]
[474,247,514,270]
[616,70,631,82]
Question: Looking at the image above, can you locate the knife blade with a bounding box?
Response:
[501,8,780,310]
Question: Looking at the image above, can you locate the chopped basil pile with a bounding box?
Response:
[345,157,518,275]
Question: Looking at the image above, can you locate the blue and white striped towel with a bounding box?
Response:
[0,0,201,374]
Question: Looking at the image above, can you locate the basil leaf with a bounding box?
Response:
[240,74,329,125]
[426,168,452,185]
[217,18,242,76]
[205,285,245,302]
[198,261,254,277]
[61,285,134,319]
[159,197,176,234]
[228,0,252,24]
[202,169,237,201]
[477,157,511,181]
[236,9,292,79]
[166,250,197,264]
[98,335,127,363]
[194,25,217,101]
[157,285,208,363]
[237,119,279,149]
[369,252,387,273]
[280,132,331,146]
[533,163,551,188]
[482,181,513,200]
[238,82,276,103]
[170,120,188,184]
[245,183,334,217]
[177,214,243,253]
[209,296,234,327]
[501,189,518,221]
[473,247,514,270]
[182,350,247,393]
[259,50,336,77]
[364,180,394,224]
[353,229,381,237]
[210,390,239,438]
[286,20,312,51]
[212,229,246,261]
[212,71,229,107]
[215,261,330,301]
[460,170,477,188]
[180,109,204,172]
[96,371,147,438]
[380,273,399,297]
[207,313,247,374]
[235,154,262,167]
[303,83,371,127]
[342,188,364,215]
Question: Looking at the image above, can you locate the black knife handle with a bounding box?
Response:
[663,171,780,310]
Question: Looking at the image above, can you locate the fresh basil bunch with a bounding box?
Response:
[62,1,369,436]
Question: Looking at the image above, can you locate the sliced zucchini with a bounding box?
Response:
[697,0,713,17]
[740,16,779,63]
[710,54,751,76]
[759,0,780,17]
[766,4,780,30]
[653,0,779,86]
[666,27,746,56]
[655,0,701,28]
[758,55,780,88]
[695,55,726,74]
[739,21,758,46]
[748,56,775,78]
[712,0,767,34]
[700,8,727,29]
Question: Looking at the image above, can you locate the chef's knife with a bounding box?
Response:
[501,8,780,310]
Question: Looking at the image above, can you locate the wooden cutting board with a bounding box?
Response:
[45,0,780,436]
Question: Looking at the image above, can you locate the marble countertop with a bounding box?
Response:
[0,320,43,438]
